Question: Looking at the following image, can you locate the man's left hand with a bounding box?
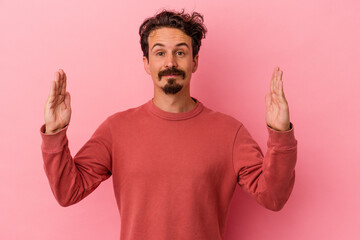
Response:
[265,67,291,131]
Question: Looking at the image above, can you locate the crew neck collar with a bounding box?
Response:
[145,97,204,121]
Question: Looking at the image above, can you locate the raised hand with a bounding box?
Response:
[265,67,290,131]
[44,69,72,134]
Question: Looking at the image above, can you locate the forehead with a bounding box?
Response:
[148,27,191,48]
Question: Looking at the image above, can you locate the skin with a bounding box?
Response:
[44,69,71,134]
[44,28,290,134]
[265,67,291,131]
[142,27,199,113]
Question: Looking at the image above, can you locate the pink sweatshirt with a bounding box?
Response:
[40,97,297,240]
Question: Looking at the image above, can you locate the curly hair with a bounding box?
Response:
[139,9,207,61]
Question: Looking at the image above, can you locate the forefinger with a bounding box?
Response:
[271,67,278,94]
[59,69,66,95]
[48,72,58,104]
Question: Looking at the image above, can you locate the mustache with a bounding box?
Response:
[158,67,185,79]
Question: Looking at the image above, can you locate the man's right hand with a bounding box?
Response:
[44,69,72,134]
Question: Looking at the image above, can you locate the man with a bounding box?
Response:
[40,9,297,240]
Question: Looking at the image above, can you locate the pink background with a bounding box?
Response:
[1,0,359,239]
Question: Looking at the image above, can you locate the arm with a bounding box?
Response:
[40,119,112,207]
[41,69,112,207]
[232,67,297,211]
[232,122,297,211]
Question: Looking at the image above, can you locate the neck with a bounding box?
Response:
[152,86,196,113]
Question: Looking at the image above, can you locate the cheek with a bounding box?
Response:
[185,58,195,69]
[150,61,161,71]
[185,63,194,74]
[148,63,158,74]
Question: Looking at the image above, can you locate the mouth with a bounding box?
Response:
[164,75,179,78]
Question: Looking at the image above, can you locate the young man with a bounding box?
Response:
[40,9,297,240]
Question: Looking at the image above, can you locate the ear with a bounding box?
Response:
[192,54,199,73]
[143,56,151,75]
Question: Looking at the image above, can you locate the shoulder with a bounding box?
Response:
[104,102,147,124]
[201,105,243,130]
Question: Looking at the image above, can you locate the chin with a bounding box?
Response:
[161,83,183,94]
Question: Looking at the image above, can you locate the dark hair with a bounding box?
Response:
[139,9,207,61]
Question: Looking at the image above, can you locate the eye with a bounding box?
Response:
[177,51,184,56]
[156,52,164,56]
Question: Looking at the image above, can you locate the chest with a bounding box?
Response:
[112,123,233,187]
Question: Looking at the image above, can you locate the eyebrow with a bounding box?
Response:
[151,42,190,51]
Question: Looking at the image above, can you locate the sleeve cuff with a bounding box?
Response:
[40,123,69,152]
[266,122,297,148]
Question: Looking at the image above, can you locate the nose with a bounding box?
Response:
[165,53,177,68]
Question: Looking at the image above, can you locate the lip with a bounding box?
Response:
[164,75,179,77]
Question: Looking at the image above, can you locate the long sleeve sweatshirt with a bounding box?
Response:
[40,97,297,240]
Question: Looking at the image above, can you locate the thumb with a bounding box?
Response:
[64,92,71,109]
[265,92,271,109]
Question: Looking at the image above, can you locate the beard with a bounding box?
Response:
[161,78,183,94]
[158,67,186,95]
